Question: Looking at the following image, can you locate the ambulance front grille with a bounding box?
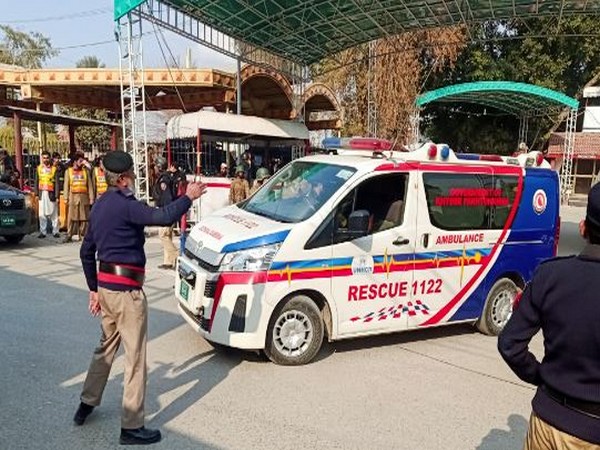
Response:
[204,280,217,298]
[183,249,219,273]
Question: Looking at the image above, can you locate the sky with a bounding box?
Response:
[1,0,237,71]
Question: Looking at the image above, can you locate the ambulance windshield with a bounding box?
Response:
[241,161,356,223]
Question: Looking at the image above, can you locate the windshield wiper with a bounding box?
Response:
[245,205,295,223]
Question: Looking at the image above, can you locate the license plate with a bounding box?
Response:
[0,216,16,227]
[179,279,191,302]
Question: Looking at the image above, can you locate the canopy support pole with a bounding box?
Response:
[68,125,77,155]
[13,111,23,188]
[561,107,577,205]
[236,58,242,115]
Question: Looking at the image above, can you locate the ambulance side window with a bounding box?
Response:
[305,173,407,249]
[423,173,518,230]
[424,173,489,230]
[490,175,519,229]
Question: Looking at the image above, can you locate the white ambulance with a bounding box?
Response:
[175,138,560,365]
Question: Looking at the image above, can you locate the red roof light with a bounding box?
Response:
[349,138,393,151]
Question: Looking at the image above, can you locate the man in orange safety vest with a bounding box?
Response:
[63,152,94,243]
[35,150,60,238]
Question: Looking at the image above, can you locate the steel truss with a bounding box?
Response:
[117,12,150,202]
[560,107,577,204]
[518,114,529,147]
[136,0,307,82]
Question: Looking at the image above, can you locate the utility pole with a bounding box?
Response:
[367,41,377,138]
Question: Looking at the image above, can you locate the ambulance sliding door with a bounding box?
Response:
[330,171,417,337]
[412,167,495,328]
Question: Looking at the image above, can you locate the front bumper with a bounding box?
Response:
[0,209,36,236]
[175,256,271,350]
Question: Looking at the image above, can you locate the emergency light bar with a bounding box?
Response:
[456,151,548,168]
[322,137,550,169]
[322,137,393,151]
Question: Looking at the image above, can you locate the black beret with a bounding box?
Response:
[103,151,133,173]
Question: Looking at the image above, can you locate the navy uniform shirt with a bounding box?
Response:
[498,244,600,444]
[80,186,191,292]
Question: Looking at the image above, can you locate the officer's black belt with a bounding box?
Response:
[99,262,145,286]
[543,385,600,419]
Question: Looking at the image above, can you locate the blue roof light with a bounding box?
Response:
[440,145,450,159]
[322,137,341,148]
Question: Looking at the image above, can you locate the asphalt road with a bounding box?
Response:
[0,207,587,450]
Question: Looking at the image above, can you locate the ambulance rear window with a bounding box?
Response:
[423,173,518,230]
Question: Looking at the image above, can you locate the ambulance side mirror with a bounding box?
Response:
[346,210,370,238]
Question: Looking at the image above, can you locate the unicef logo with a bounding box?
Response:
[532,189,547,215]
[351,255,374,275]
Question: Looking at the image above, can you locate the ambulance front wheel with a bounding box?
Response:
[265,295,324,366]
[477,278,519,336]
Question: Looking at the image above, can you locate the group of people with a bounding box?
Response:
[34,150,108,242]
[227,151,272,204]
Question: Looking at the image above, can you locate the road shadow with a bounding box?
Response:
[0,264,234,449]
[476,414,528,450]
[146,349,240,427]
[315,322,477,362]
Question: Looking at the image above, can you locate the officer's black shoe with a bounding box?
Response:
[38,233,46,239]
[53,233,60,238]
[73,402,94,426]
[119,427,162,445]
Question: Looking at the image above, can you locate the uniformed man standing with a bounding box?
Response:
[74,151,206,445]
[229,165,250,204]
[498,183,600,449]
[249,167,270,195]
[35,150,60,238]
[92,156,108,201]
[63,152,94,242]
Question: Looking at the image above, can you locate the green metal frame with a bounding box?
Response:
[114,0,600,65]
[416,81,578,116]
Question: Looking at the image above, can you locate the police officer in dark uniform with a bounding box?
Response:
[74,151,206,445]
[498,184,600,449]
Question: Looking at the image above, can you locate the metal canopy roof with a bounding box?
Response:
[0,106,119,127]
[416,81,579,116]
[115,0,600,65]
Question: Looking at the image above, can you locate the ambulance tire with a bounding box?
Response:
[265,295,324,366]
[477,278,518,336]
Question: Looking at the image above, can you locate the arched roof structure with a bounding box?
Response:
[302,83,341,130]
[417,81,578,116]
[302,83,340,114]
[416,81,579,203]
[239,65,294,119]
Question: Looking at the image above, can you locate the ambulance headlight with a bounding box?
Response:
[184,234,202,257]
[219,243,281,272]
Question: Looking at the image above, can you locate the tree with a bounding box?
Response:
[60,56,112,153]
[312,26,466,142]
[0,25,57,68]
[422,16,600,153]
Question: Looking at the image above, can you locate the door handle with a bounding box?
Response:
[392,237,409,246]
